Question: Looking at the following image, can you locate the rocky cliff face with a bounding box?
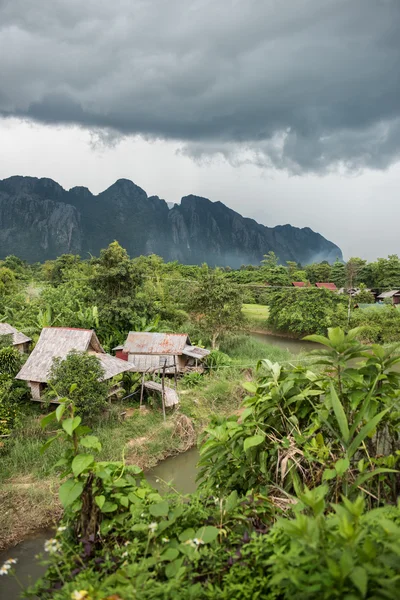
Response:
[0,176,343,266]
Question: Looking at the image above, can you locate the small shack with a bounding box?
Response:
[16,327,133,400]
[0,323,31,353]
[376,290,400,305]
[116,332,210,374]
[292,282,309,288]
[315,282,337,291]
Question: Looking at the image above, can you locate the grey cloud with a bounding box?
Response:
[0,0,400,171]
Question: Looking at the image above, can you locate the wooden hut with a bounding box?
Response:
[117,332,210,374]
[16,327,133,400]
[376,290,400,305]
[0,323,31,353]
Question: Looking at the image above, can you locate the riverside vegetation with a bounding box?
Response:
[1,246,400,596]
[5,327,400,599]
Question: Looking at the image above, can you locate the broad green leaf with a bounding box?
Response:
[303,334,330,346]
[243,434,264,452]
[165,558,184,579]
[225,490,238,512]
[329,384,349,444]
[322,468,337,481]
[71,454,94,477]
[101,501,118,513]
[55,403,66,422]
[347,409,388,458]
[149,500,169,517]
[179,528,195,542]
[242,382,257,394]
[194,525,219,544]
[59,479,84,508]
[350,566,368,598]
[62,416,82,436]
[160,548,179,562]
[40,411,57,429]
[328,327,345,346]
[334,457,350,476]
[95,495,105,509]
[69,383,78,394]
[80,435,102,452]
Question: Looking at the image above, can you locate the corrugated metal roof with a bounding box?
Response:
[377,290,400,299]
[144,381,179,407]
[16,327,105,383]
[123,332,190,355]
[0,323,31,346]
[315,282,337,290]
[182,345,211,359]
[292,282,307,287]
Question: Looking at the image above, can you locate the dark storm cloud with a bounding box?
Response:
[1,0,400,171]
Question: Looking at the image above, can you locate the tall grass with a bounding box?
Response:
[220,334,290,364]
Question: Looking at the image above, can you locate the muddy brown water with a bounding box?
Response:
[0,450,201,599]
[0,333,317,598]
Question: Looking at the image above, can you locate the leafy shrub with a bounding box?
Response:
[46,351,109,418]
[203,349,231,372]
[181,372,203,388]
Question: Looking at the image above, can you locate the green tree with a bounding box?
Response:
[261,251,278,268]
[191,267,244,349]
[346,257,367,288]
[330,259,346,288]
[0,267,17,295]
[305,262,332,284]
[354,283,375,304]
[46,351,109,417]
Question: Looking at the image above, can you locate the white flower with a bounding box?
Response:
[44,538,61,554]
[122,551,128,558]
[185,539,197,548]
[57,526,67,533]
[148,522,158,534]
[193,538,204,546]
[161,537,169,543]
[124,541,131,546]
[141,513,145,517]
[156,479,160,483]
[216,484,219,489]
[0,565,10,576]
[71,591,88,600]
[0,558,18,574]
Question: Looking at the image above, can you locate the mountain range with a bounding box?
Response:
[0,176,342,267]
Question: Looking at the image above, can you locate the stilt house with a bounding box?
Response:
[16,327,133,400]
[0,323,31,353]
[115,332,210,374]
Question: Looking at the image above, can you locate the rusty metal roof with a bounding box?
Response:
[144,381,179,407]
[377,290,400,299]
[123,332,190,355]
[315,282,337,290]
[182,345,210,359]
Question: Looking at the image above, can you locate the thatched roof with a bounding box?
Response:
[144,381,179,407]
[123,332,190,355]
[0,323,31,346]
[16,327,131,383]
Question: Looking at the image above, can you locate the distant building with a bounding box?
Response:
[315,283,337,291]
[0,323,31,353]
[116,332,210,374]
[291,282,309,288]
[16,327,133,400]
[376,290,400,305]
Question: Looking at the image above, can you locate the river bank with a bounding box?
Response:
[0,333,303,552]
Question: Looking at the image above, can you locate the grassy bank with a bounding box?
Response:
[242,303,269,329]
[0,334,291,550]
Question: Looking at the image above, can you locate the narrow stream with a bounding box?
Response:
[0,333,316,598]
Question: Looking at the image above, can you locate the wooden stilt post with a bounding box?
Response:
[173,355,177,390]
[140,372,145,407]
[161,360,166,422]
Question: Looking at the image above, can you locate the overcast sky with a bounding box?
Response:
[1,0,399,261]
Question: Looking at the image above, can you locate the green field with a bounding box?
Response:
[242,303,269,323]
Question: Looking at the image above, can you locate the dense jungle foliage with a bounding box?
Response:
[19,328,400,599]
